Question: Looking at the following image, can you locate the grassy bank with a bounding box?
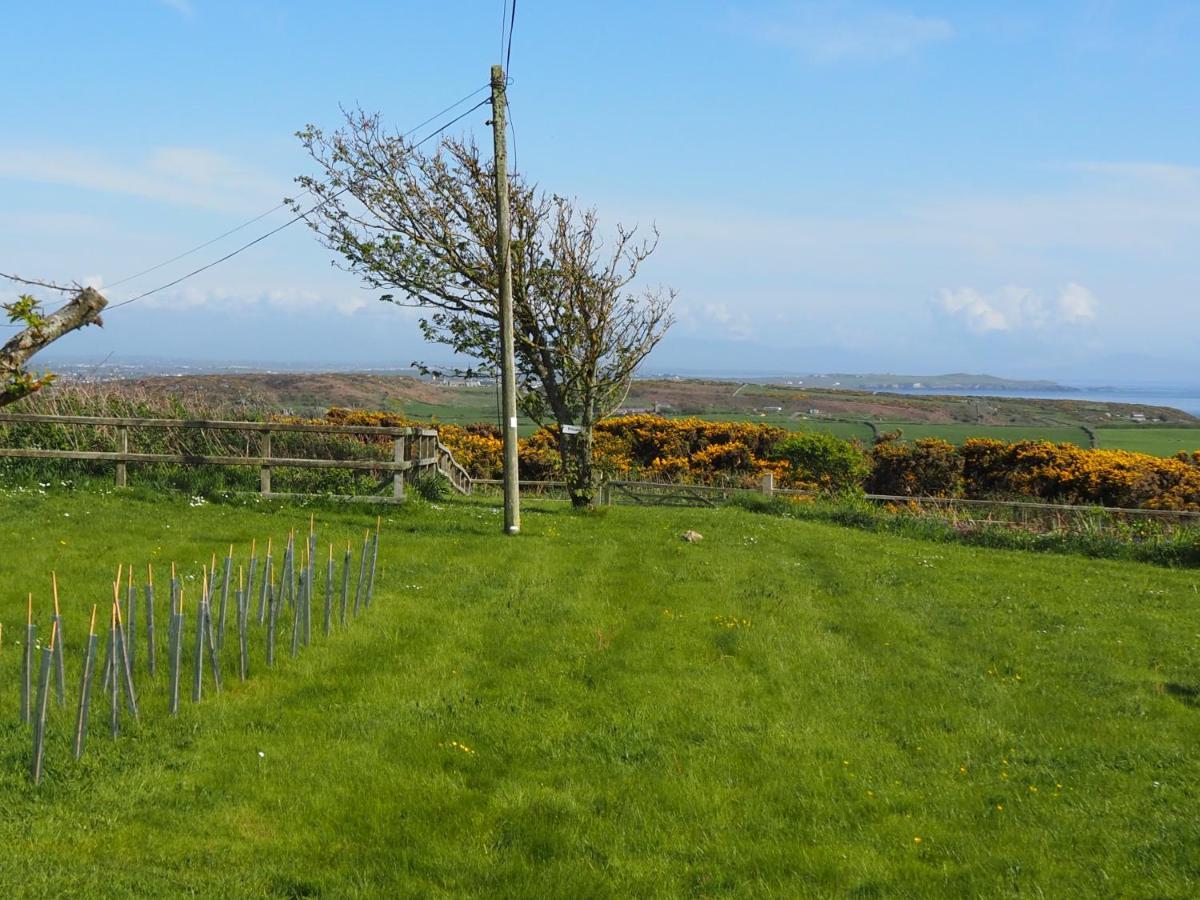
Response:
[0,490,1197,896]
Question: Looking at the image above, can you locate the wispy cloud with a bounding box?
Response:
[129,285,378,317]
[156,0,195,18]
[731,2,954,63]
[0,146,286,214]
[937,283,1097,334]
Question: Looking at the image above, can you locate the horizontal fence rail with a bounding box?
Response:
[0,413,471,502]
[473,475,1200,525]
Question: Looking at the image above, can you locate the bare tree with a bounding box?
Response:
[1,276,107,407]
[292,111,674,506]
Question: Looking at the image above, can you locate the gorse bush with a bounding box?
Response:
[770,431,869,493]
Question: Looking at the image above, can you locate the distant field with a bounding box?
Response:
[1097,428,1200,457]
[875,423,1092,446]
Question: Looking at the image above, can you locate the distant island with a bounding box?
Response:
[644,372,1072,392]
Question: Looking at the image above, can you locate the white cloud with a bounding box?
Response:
[0,146,285,213]
[732,2,954,63]
[1056,282,1097,324]
[702,302,755,340]
[156,0,194,18]
[938,284,1098,333]
[122,285,376,317]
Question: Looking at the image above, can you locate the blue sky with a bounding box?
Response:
[2,1,1197,382]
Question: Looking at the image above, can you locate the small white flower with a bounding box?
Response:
[258,751,265,758]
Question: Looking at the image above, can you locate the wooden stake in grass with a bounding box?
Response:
[353,530,370,616]
[340,541,352,626]
[217,544,232,651]
[51,573,66,706]
[72,606,98,761]
[285,531,296,611]
[168,588,183,716]
[307,517,317,635]
[301,545,312,647]
[30,619,56,784]
[291,563,303,658]
[246,539,259,628]
[265,564,277,669]
[113,592,139,720]
[126,565,138,674]
[257,538,271,625]
[364,516,381,609]
[237,566,249,682]
[323,543,334,637]
[145,563,157,677]
[193,571,207,703]
[20,593,34,725]
[108,600,119,738]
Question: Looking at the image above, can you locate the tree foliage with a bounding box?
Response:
[291,110,674,505]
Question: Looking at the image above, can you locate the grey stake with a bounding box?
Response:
[145,578,157,677]
[108,605,119,738]
[237,588,249,682]
[217,548,232,650]
[126,579,137,673]
[205,599,222,693]
[365,527,380,609]
[21,620,35,726]
[257,546,272,625]
[265,579,277,669]
[31,627,55,784]
[353,531,369,616]
[72,607,99,760]
[339,544,351,625]
[291,570,303,657]
[114,606,139,720]
[192,598,206,703]
[168,598,183,716]
[323,546,334,637]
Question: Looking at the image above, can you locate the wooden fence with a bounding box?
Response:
[474,472,1200,528]
[0,413,472,502]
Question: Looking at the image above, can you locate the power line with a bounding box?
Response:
[103,196,307,290]
[105,96,492,313]
[499,0,509,65]
[101,84,491,294]
[505,0,517,75]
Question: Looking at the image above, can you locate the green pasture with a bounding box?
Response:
[1096,428,1200,457]
[0,489,1197,897]
[874,423,1092,446]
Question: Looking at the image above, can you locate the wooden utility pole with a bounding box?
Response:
[490,64,520,535]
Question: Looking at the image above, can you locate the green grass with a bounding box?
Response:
[1,489,1199,897]
[1097,427,1200,457]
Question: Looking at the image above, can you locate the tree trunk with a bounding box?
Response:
[559,426,596,508]
[1,287,107,407]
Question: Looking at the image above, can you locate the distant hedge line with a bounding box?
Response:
[321,409,1200,512]
[4,391,1199,511]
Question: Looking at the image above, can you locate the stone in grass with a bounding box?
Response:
[681,530,704,543]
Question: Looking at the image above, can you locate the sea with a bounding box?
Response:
[890,385,1200,417]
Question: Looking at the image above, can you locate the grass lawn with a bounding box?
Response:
[0,489,1198,897]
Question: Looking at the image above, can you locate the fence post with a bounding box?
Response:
[115,426,128,488]
[600,482,612,506]
[259,431,272,495]
[393,434,407,500]
[760,471,774,496]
